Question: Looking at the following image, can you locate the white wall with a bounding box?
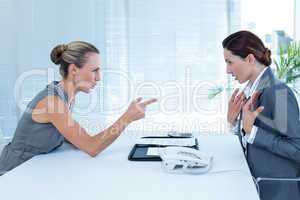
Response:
[0,0,110,137]
[295,0,300,40]
[0,0,19,139]
[0,0,241,137]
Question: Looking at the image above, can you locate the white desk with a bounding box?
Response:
[0,133,259,200]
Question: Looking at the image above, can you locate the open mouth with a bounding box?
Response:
[90,82,97,88]
[229,74,237,81]
[232,74,238,81]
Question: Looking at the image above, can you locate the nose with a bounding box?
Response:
[95,71,101,82]
[226,65,232,74]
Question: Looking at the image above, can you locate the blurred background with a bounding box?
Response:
[0,0,299,140]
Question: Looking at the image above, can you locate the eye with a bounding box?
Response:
[92,68,100,72]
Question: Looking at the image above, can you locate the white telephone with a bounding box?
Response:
[159,146,213,174]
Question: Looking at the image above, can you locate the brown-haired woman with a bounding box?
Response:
[224,30,300,200]
[0,41,157,175]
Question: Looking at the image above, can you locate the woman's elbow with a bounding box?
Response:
[87,151,98,157]
[78,144,98,157]
[77,138,104,157]
[85,145,105,157]
[85,147,99,157]
[78,138,99,157]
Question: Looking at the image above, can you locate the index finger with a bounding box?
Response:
[251,91,261,106]
[235,91,245,103]
[140,98,158,106]
[243,98,252,110]
[230,89,239,102]
[254,106,264,117]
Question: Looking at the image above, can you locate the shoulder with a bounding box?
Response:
[259,79,298,113]
[45,95,68,113]
[262,79,296,100]
[32,95,68,123]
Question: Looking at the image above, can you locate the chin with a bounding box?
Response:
[238,79,247,84]
[79,88,91,94]
[85,89,92,93]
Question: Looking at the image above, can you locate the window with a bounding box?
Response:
[241,0,295,53]
[103,0,241,134]
[0,0,296,139]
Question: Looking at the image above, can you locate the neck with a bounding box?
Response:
[249,63,266,83]
[59,78,77,104]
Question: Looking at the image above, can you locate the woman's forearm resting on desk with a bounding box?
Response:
[87,113,133,157]
[48,96,157,157]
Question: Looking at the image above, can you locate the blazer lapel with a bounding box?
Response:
[255,67,275,92]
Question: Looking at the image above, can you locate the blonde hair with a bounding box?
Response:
[50,41,99,78]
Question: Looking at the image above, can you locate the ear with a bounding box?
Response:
[245,54,256,64]
[68,64,79,76]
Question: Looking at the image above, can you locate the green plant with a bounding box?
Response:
[274,42,300,83]
[274,42,300,95]
[208,84,234,100]
[208,85,224,99]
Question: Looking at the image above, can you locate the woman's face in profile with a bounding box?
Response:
[74,52,101,93]
[223,48,252,84]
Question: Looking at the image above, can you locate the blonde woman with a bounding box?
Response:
[0,41,157,175]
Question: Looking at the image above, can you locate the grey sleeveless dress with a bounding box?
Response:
[0,81,69,175]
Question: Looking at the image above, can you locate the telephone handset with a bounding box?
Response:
[159,146,213,174]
